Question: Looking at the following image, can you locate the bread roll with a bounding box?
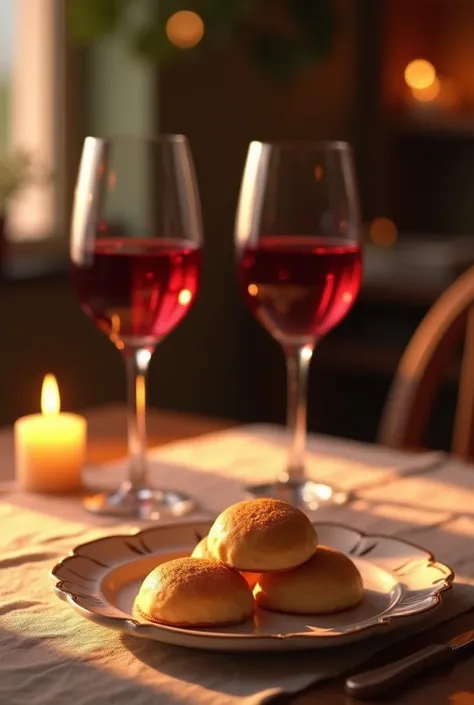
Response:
[134,557,254,627]
[207,498,318,572]
[254,545,363,614]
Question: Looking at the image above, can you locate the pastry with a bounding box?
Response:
[134,557,254,627]
[191,535,259,588]
[191,536,212,559]
[207,498,318,572]
[254,545,363,614]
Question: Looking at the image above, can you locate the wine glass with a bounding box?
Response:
[235,141,362,510]
[70,135,203,519]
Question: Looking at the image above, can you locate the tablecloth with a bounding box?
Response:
[2,424,474,705]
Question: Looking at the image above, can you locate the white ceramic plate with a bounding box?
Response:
[51,521,454,652]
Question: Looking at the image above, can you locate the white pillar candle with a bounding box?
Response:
[14,374,87,493]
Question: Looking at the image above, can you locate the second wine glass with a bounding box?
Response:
[71,135,203,519]
[235,141,362,510]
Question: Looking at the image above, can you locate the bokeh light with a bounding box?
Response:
[166,11,205,49]
[248,284,258,297]
[404,59,437,90]
[369,217,398,248]
[411,76,441,103]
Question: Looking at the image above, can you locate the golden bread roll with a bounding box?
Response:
[191,536,212,559]
[207,498,318,572]
[191,536,259,588]
[134,557,254,627]
[254,545,363,614]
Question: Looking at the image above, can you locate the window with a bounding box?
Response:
[5,0,68,243]
[0,0,13,151]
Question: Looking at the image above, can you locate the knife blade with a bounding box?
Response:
[345,629,474,700]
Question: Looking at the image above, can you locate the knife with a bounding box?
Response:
[345,629,474,700]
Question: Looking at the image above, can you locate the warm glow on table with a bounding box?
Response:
[14,374,87,493]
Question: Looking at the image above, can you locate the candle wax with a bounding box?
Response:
[15,412,87,493]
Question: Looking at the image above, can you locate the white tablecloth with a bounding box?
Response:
[2,424,474,705]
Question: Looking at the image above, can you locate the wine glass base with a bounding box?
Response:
[83,484,197,521]
[245,479,351,511]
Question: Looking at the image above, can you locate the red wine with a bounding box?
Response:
[239,236,362,344]
[72,238,201,348]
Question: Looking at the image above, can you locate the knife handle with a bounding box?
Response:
[345,643,455,700]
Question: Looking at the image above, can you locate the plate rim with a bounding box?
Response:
[51,520,455,643]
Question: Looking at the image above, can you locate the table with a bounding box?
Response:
[3,405,474,705]
[85,404,236,465]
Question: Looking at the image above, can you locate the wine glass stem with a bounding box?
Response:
[281,343,314,483]
[125,348,151,490]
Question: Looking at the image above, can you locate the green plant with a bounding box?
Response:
[0,149,51,213]
[69,0,336,79]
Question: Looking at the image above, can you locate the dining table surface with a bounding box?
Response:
[3,403,474,705]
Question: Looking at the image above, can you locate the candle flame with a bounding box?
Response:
[41,374,60,416]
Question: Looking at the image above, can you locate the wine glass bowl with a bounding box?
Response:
[236,141,362,510]
[239,236,361,345]
[71,238,201,351]
[70,135,203,519]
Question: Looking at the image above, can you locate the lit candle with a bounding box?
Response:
[15,374,87,493]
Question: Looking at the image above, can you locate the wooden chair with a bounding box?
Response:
[378,266,474,460]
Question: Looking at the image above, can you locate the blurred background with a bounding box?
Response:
[1,0,473,451]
